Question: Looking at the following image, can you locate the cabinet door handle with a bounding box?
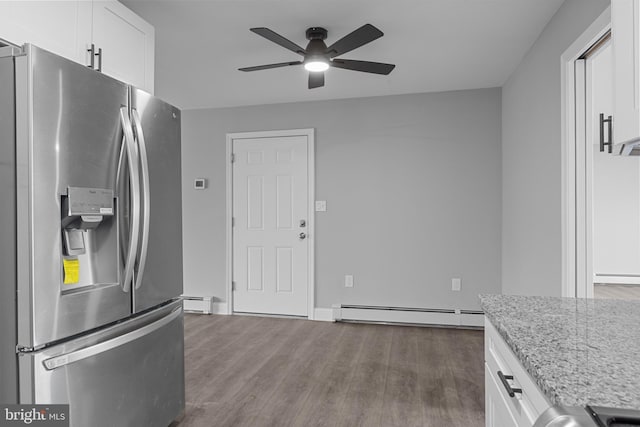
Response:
[497,370,522,398]
[87,44,95,69]
[96,48,103,72]
[600,113,613,153]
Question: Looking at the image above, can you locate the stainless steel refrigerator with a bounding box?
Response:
[0,44,184,426]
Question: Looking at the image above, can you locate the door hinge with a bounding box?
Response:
[231,153,235,163]
[232,281,236,291]
[232,217,235,227]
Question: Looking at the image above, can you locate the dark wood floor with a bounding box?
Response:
[171,314,485,427]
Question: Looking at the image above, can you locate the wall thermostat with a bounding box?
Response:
[194,178,207,190]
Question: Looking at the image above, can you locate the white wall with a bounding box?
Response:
[502,0,609,296]
[182,88,502,311]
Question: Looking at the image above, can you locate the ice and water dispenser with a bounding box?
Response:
[61,187,119,291]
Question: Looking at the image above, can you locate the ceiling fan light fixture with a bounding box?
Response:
[240,24,395,89]
[304,59,329,72]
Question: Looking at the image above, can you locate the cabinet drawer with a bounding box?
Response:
[485,318,551,426]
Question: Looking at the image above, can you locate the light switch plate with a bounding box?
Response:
[345,275,353,288]
[315,200,327,212]
[452,278,461,291]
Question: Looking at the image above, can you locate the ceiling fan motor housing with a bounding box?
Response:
[306,27,328,41]
[305,27,329,60]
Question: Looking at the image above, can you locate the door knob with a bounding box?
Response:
[299,232,307,240]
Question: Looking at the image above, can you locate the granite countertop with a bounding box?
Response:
[479,294,640,410]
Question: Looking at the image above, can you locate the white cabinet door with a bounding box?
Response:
[485,364,519,427]
[0,1,154,94]
[612,0,640,145]
[0,1,92,64]
[92,1,154,93]
[485,319,551,426]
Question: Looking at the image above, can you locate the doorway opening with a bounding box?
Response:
[562,8,640,301]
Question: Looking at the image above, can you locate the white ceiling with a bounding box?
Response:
[123,0,565,110]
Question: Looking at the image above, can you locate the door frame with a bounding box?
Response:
[560,7,610,298]
[225,129,316,319]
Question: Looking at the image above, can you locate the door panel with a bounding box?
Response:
[18,45,131,348]
[22,301,184,427]
[131,89,183,312]
[485,364,519,427]
[92,1,155,93]
[0,1,92,65]
[233,136,309,316]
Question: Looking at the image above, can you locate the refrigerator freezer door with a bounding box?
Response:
[16,45,131,348]
[130,89,183,312]
[19,300,185,427]
[0,52,18,404]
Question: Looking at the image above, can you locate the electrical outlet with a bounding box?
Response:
[452,278,461,291]
[345,275,354,288]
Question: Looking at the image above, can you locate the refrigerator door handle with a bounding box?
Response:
[131,109,150,290]
[42,306,182,371]
[119,107,141,293]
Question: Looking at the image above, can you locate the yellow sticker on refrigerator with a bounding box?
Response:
[63,258,80,284]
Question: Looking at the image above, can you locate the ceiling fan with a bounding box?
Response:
[239,24,395,89]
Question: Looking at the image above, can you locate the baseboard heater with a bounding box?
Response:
[182,296,213,315]
[333,304,484,328]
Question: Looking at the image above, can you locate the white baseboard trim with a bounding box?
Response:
[211,302,229,315]
[182,296,229,315]
[594,275,640,285]
[333,305,484,328]
[313,308,334,322]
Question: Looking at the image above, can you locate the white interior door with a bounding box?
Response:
[232,135,310,316]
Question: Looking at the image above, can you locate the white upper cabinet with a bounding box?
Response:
[92,1,154,93]
[0,1,92,64]
[612,0,640,145]
[0,1,154,94]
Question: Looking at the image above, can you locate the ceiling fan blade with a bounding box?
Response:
[326,24,384,58]
[250,28,307,56]
[330,59,395,75]
[239,61,303,72]
[308,72,325,89]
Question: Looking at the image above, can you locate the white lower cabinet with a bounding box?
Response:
[486,363,520,426]
[484,319,551,427]
[0,1,154,93]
